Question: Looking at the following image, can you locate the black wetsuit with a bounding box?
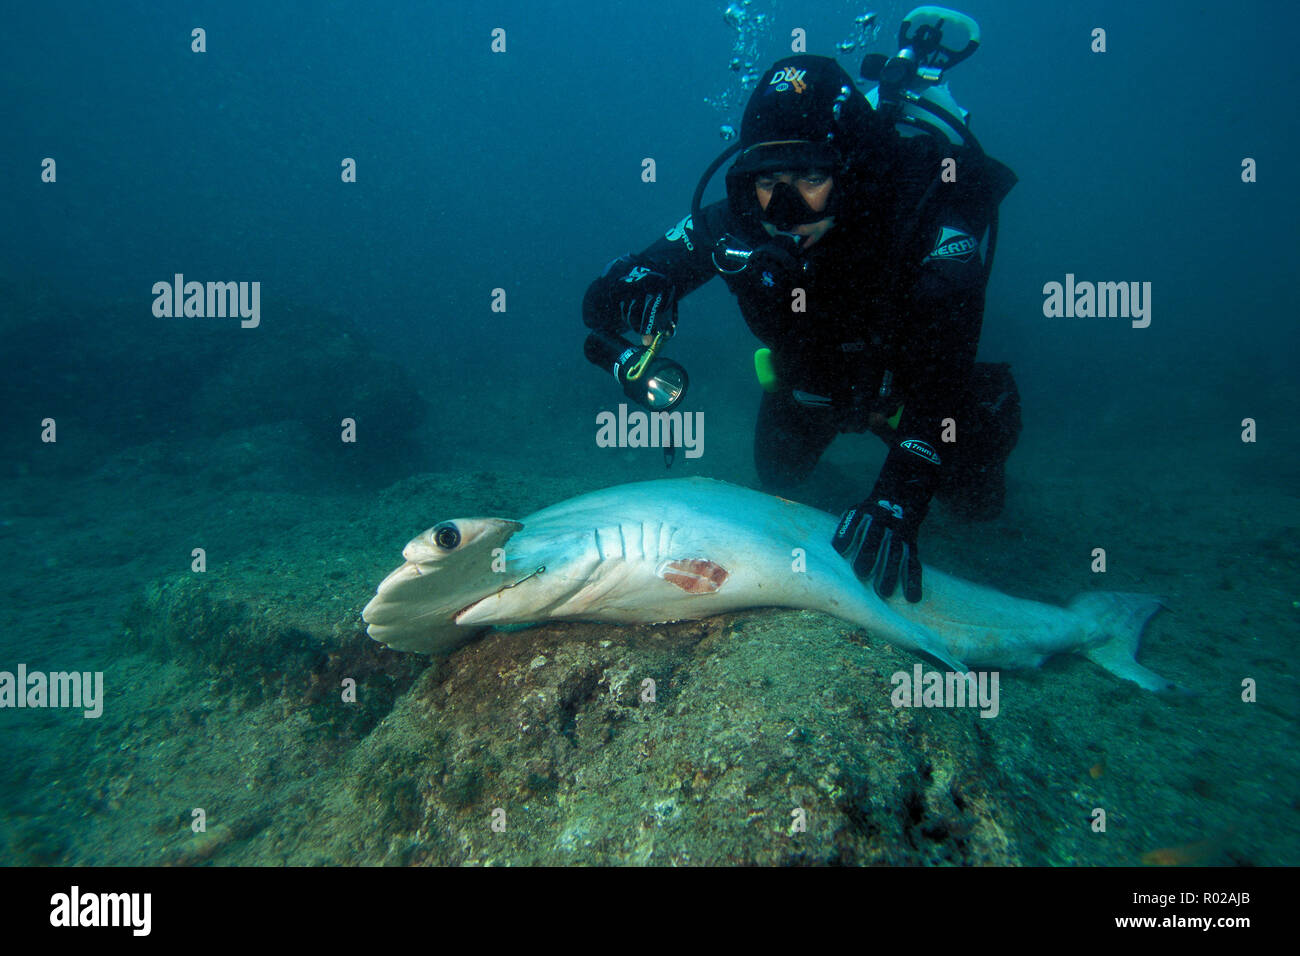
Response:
[584,134,1020,519]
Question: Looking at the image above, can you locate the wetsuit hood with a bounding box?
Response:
[725,55,877,224]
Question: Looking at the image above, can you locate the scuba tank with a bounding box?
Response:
[860,6,982,150]
[860,7,1023,484]
[857,7,1014,281]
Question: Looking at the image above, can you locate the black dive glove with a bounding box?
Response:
[615,266,678,338]
[831,443,941,603]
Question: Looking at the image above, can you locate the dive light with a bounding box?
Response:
[584,330,689,412]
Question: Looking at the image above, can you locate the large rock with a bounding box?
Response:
[270,613,1019,865]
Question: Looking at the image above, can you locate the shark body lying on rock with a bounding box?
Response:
[362,477,1178,692]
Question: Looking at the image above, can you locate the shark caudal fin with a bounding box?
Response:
[1071,592,1184,693]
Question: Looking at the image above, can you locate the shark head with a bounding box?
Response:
[363,516,524,654]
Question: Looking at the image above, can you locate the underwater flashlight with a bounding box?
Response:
[584,330,689,412]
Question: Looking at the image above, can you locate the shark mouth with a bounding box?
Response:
[454,564,547,624]
[454,597,488,623]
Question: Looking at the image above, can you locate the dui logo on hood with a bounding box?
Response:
[900,439,941,465]
[926,226,979,263]
[768,66,807,94]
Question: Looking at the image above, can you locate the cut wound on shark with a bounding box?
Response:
[659,558,729,593]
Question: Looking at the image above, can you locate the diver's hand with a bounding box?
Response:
[616,267,677,338]
[831,499,924,603]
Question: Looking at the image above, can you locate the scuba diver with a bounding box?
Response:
[582,9,1020,604]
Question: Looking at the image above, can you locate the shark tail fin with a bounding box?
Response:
[1071,592,1184,694]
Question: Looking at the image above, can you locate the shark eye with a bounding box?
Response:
[432,523,461,551]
